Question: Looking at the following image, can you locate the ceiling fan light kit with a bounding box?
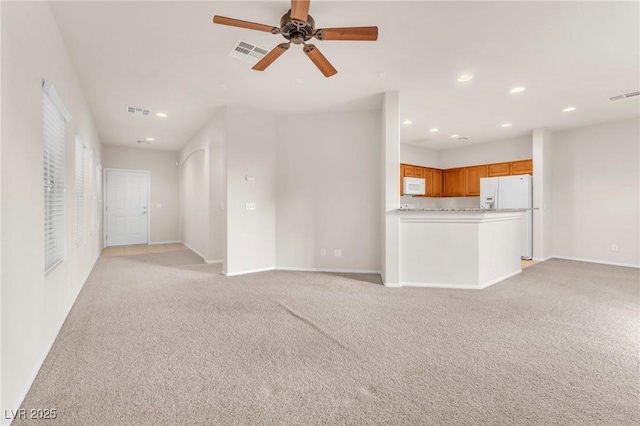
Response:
[212,0,378,78]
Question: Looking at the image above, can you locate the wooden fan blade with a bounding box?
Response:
[252,43,290,71]
[291,0,310,22]
[315,26,378,41]
[303,44,337,78]
[213,15,278,33]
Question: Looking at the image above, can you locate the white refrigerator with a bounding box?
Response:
[480,175,533,259]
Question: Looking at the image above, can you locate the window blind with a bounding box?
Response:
[43,81,71,273]
[75,136,85,246]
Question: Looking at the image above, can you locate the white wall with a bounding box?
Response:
[181,149,208,256]
[400,144,439,167]
[551,117,640,267]
[1,1,102,416]
[208,144,225,262]
[225,106,276,275]
[179,109,227,262]
[179,110,225,263]
[276,110,381,272]
[102,146,180,244]
[438,135,532,169]
[532,128,554,260]
[382,92,401,285]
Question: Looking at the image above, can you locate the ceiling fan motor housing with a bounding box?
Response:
[280,10,315,44]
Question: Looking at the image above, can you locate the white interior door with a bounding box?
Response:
[105,170,148,246]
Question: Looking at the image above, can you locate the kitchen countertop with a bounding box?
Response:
[398,208,531,212]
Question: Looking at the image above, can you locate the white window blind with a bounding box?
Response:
[43,81,71,273]
[75,135,85,246]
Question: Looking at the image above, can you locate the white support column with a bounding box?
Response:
[381,92,401,286]
[532,128,553,260]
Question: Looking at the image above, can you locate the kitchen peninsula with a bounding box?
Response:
[398,208,526,289]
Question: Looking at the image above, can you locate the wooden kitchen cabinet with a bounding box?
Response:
[444,168,465,197]
[422,168,433,196]
[510,159,533,175]
[400,159,532,198]
[432,170,443,197]
[403,165,415,177]
[465,165,488,196]
[488,162,511,177]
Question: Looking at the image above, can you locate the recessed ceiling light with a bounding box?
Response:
[501,123,512,128]
[146,137,155,141]
[156,113,168,118]
[510,87,526,94]
[562,106,576,112]
[429,128,439,133]
[451,134,460,138]
[403,120,413,125]
[457,74,473,82]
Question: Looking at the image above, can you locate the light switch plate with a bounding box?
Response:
[245,174,255,181]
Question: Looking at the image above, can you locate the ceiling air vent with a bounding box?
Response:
[136,140,152,145]
[609,91,640,102]
[457,136,469,141]
[229,40,269,65]
[127,106,151,116]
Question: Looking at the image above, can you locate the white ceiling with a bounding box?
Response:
[50,1,640,151]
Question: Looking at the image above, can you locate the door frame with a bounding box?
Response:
[103,168,151,248]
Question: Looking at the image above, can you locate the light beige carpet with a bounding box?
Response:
[15,251,640,425]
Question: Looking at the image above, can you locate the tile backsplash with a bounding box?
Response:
[400,196,480,209]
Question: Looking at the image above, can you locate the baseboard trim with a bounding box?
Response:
[550,256,640,269]
[148,240,181,245]
[181,241,218,264]
[401,269,522,290]
[276,267,381,274]
[4,248,102,426]
[223,267,276,277]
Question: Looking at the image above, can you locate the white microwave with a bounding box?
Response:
[403,177,426,195]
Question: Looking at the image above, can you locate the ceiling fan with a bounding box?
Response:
[213,0,378,78]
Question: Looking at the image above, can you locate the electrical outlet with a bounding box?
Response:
[334,249,342,257]
[611,244,619,252]
[320,249,326,256]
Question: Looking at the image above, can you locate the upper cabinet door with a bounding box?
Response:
[511,159,533,175]
[465,165,488,196]
[444,168,465,197]
[404,165,415,177]
[414,167,425,178]
[423,168,434,196]
[432,170,443,197]
[488,162,511,177]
